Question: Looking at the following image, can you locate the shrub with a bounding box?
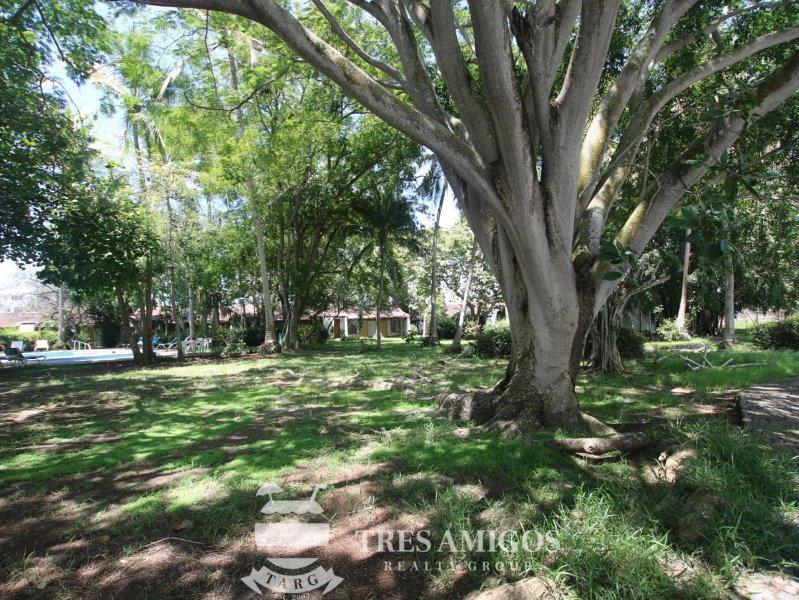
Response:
[436,316,458,339]
[243,326,264,348]
[297,319,328,345]
[0,328,60,350]
[655,318,690,342]
[751,316,799,350]
[617,326,645,359]
[473,320,512,358]
[221,327,247,356]
[462,319,481,340]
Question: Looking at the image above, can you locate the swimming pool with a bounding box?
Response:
[21,348,134,365]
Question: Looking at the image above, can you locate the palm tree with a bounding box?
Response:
[91,32,185,363]
[417,160,447,346]
[356,190,419,350]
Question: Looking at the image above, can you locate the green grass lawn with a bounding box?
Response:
[0,337,797,599]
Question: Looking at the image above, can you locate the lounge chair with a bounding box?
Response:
[34,340,49,351]
[10,340,24,352]
[183,338,198,354]
[2,347,27,366]
[137,336,161,348]
[157,337,177,350]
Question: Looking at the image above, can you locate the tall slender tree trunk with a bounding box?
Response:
[226,43,279,354]
[169,277,184,359]
[722,253,736,348]
[451,238,477,353]
[427,185,446,346]
[676,230,691,332]
[165,196,184,358]
[284,304,300,350]
[188,283,196,340]
[116,288,142,365]
[252,198,280,352]
[212,299,220,328]
[140,274,155,365]
[57,286,65,345]
[376,243,385,350]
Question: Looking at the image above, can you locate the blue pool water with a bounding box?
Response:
[20,349,134,365]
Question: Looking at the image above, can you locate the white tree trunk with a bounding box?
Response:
[676,230,691,332]
[188,284,195,340]
[427,185,445,345]
[723,253,736,347]
[451,238,477,352]
[57,286,65,344]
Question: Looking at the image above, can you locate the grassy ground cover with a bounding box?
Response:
[0,336,797,598]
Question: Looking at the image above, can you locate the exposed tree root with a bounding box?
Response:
[543,431,658,455]
[574,451,623,462]
[437,386,660,457]
[578,412,618,436]
[436,391,495,424]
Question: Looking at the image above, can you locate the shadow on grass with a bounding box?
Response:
[0,343,797,598]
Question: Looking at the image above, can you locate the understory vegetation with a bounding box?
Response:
[751,315,799,350]
[1,338,796,599]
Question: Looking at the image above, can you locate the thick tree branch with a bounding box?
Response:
[578,25,799,244]
[511,0,580,169]
[577,0,697,198]
[547,1,620,245]
[593,49,799,309]
[554,0,620,144]
[311,0,406,87]
[657,0,799,63]
[426,0,497,163]
[467,0,534,199]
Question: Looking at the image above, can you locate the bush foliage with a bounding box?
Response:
[618,326,646,359]
[0,328,60,350]
[474,320,512,358]
[297,320,329,345]
[751,316,799,350]
[655,318,690,342]
[436,316,458,339]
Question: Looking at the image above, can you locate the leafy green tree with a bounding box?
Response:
[355,189,418,350]
[38,174,162,365]
[0,0,107,262]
